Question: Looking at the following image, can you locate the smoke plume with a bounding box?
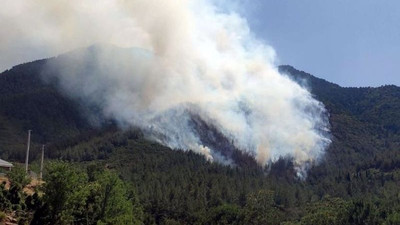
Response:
[1,0,331,174]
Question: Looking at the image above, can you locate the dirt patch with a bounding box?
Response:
[0,176,43,195]
[23,179,43,196]
[0,176,10,189]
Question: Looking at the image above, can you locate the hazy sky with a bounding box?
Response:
[241,0,400,87]
[1,1,399,87]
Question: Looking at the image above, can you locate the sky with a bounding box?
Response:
[240,0,400,87]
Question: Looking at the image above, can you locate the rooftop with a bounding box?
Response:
[0,159,13,168]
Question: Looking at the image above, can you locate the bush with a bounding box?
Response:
[7,166,31,188]
[0,211,6,221]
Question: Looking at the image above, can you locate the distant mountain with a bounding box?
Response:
[0,58,94,160]
[0,45,153,161]
[280,65,400,181]
[3,48,400,223]
[280,65,400,128]
[1,49,400,168]
[281,64,400,139]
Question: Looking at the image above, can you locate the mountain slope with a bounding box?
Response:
[280,65,400,197]
[1,52,400,171]
[280,65,400,132]
[0,59,92,160]
[2,49,400,223]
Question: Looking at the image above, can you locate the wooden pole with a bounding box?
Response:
[40,144,45,180]
[25,130,31,174]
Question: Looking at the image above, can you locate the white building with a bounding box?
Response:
[0,159,13,171]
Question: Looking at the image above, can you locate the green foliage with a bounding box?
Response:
[33,161,88,224]
[31,161,143,225]
[0,181,11,210]
[242,190,284,225]
[0,211,6,221]
[3,166,30,211]
[205,204,241,225]
[91,170,138,225]
[300,197,349,225]
[385,212,400,225]
[25,193,41,210]
[346,200,382,225]
[7,166,30,188]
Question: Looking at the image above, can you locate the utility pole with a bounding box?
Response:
[25,130,31,174]
[40,144,45,180]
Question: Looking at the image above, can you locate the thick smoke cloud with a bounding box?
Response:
[1,0,331,174]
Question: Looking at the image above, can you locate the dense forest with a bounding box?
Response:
[1,54,400,224]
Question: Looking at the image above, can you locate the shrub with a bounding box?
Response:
[0,211,6,221]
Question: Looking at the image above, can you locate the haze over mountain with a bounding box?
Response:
[2,48,400,223]
[0,1,335,175]
[1,45,400,171]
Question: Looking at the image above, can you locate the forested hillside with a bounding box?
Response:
[1,56,400,224]
[0,59,92,160]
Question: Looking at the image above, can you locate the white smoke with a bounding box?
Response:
[0,0,331,174]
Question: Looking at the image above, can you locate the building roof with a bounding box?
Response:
[0,159,13,168]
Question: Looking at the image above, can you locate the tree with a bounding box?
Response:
[7,166,30,188]
[6,166,30,210]
[242,190,284,225]
[205,204,240,225]
[32,161,144,225]
[385,212,400,225]
[93,170,142,225]
[346,200,382,225]
[300,197,349,225]
[32,161,88,225]
[0,181,11,210]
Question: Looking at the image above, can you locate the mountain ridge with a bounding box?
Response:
[1,47,400,164]
[2,48,400,223]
